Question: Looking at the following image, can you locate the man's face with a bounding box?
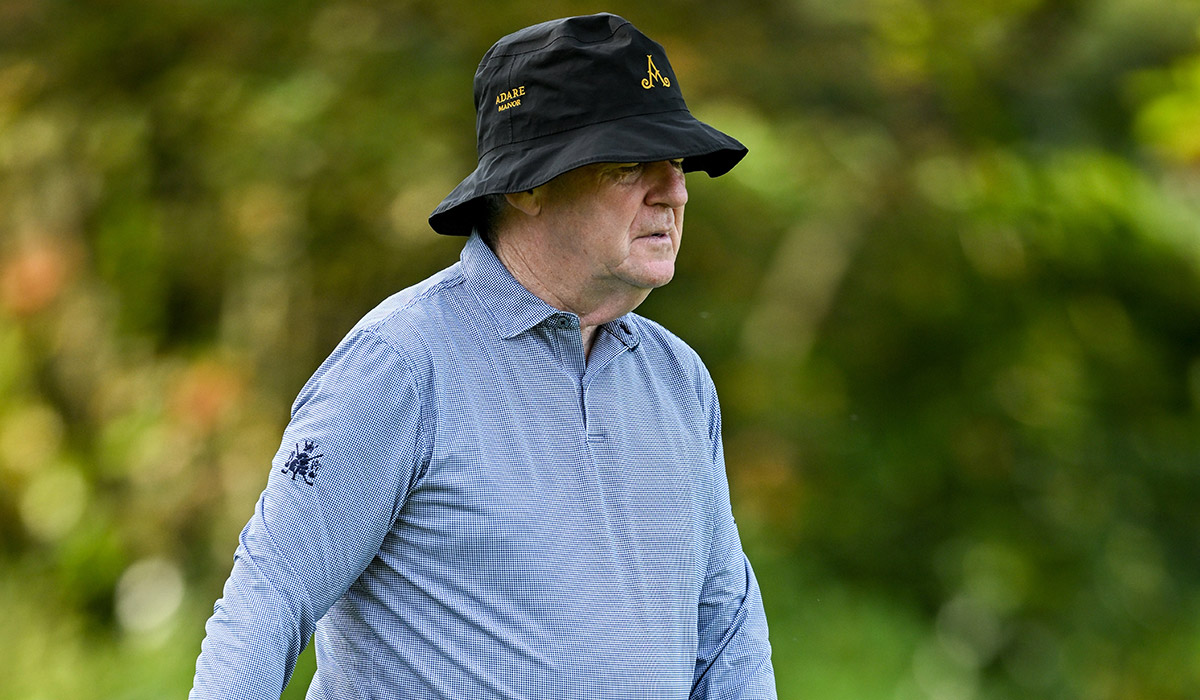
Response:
[535,159,688,295]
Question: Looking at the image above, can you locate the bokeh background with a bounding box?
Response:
[2,0,1200,698]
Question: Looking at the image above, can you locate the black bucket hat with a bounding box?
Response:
[428,13,747,236]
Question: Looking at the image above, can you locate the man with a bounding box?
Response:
[191,13,776,699]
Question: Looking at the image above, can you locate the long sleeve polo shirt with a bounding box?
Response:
[190,233,776,700]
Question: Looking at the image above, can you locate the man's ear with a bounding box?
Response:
[504,189,540,217]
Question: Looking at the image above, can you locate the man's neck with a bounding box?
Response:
[490,233,648,358]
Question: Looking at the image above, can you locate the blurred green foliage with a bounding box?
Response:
[2,0,1199,698]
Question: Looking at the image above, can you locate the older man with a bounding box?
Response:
[191,13,776,700]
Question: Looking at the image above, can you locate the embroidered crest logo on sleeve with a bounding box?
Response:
[282,439,322,485]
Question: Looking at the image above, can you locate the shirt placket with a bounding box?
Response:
[543,313,636,445]
[581,321,637,445]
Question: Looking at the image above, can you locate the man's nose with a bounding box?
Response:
[644,160,688,209]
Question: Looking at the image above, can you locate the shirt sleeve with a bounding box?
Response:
[692,374,777,700]
[190,329,429,700]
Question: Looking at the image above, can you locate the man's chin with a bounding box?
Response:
[616,256,677,290]
[638,267,676,289]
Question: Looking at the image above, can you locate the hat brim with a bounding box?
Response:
[428,108,747,236]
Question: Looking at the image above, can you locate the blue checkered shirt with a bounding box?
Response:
[191,234,776,699]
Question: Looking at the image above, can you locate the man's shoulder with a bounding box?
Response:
[355,263,468,329]
[625,314,722,416]
[337,262,475,359]
[626,314,710,375]
[626,312,698,350]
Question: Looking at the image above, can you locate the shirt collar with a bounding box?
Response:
[460,232,641,349]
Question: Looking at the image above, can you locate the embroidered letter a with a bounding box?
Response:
[641,55,671,89]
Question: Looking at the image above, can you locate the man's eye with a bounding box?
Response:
[618,163,644,175]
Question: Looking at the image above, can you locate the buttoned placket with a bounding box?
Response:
[582,326,626,445]
[543,313,639,445]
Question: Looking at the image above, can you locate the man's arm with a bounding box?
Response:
[190,329,428,699]
[692,376,777,700]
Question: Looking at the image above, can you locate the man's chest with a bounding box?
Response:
[390,353,717,614]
